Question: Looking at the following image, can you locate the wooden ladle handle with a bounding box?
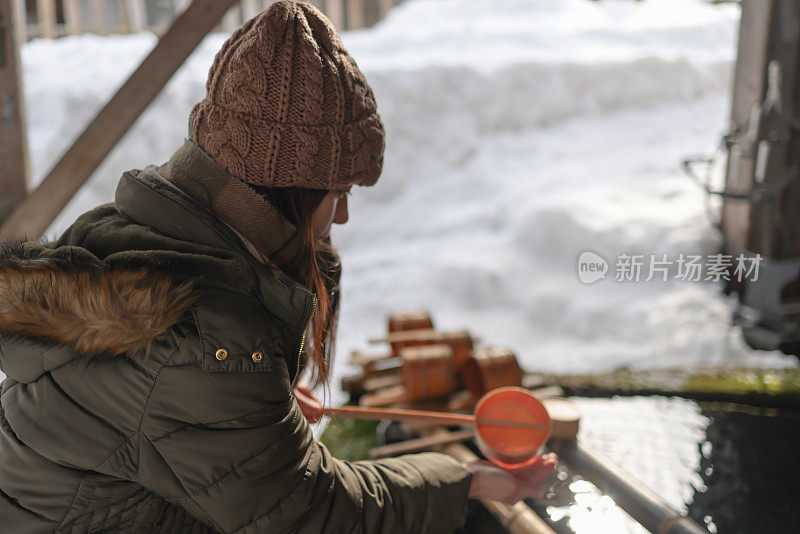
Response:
[323,405,548,431]
[324,405,475,427]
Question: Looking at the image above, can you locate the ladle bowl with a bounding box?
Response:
[473,386,551,469]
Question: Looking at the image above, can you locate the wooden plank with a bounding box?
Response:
[88,0,108,35]
[721,0,774,253]
[124,0,147,33]
[0,0,31,224]
[36,0,57,38]
[64,0,82,36]
[0,0,241,241]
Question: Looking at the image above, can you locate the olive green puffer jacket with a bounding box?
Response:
[0,162,472,532]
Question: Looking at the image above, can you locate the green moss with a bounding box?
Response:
[682,370,800,396]
[320,417,379,461]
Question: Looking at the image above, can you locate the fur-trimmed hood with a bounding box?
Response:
[0,240,198,358]
[0,147,316,384]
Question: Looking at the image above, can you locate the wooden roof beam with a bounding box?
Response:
[0,0,239,241]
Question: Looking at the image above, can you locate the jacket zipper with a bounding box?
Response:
[291,293,317,389]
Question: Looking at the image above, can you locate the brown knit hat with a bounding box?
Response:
[189,0,385,189]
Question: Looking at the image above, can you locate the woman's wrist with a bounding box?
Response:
[462,461,492,499]
[460,454,558,504]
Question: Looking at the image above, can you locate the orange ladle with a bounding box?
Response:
[324,386,552,469]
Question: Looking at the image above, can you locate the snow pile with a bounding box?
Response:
[13,0,797,392]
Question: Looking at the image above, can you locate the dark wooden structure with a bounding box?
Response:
[0,0,239,240]
[717,0,800,353]
[0,0,30,225]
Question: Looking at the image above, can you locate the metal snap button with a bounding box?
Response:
[252,351,264,363]
[215,348,229,361]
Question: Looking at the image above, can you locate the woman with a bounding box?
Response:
[0,2,556,532]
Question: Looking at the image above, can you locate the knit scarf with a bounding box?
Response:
[157,140,303,275]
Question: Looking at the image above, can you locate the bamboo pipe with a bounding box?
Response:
[324,405,549,431]
[553,442,707,534]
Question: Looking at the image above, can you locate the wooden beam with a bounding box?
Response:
[36,0,57,39]
[0,0,240,241]
[721,0,774,253]
[0,0,31,224]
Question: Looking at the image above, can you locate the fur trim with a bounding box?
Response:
[0,241,198,356]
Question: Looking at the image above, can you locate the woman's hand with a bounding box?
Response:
[464,453,558,505]
[294,383,324,423]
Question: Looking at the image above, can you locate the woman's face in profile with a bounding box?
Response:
[312,185,351,239]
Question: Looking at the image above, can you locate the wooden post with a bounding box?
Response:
[785,1,800,259]
[0,0,241,241]
[36,0,57,38]
[11,0,23,43]
[326,0,344,31]
[721,0,774,254]
[123,0,147,33]
[750,0,800,259]
[88,0,107,35]
[345,0,363,30]
[64,0,82,36]
[0,0,31,225]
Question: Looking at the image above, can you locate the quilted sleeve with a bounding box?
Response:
[136,342,472,534]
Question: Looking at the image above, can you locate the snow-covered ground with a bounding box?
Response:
[14,0,799,393]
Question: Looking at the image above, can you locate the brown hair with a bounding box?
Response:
[247,184,342,392]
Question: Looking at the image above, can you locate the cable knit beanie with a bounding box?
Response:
[189,0,385,189]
